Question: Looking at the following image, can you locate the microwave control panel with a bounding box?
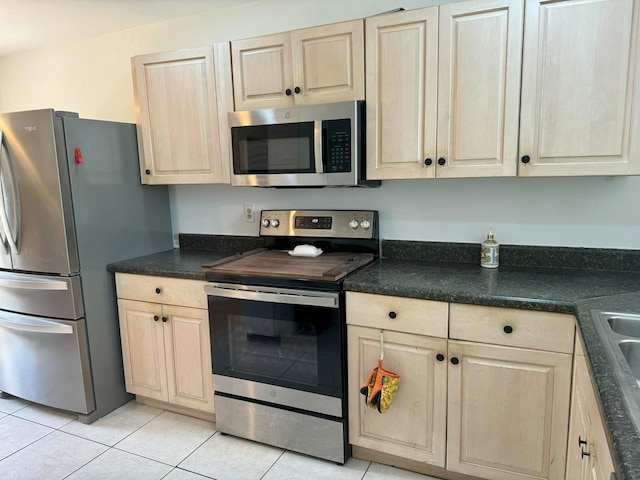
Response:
[324,119,352,173]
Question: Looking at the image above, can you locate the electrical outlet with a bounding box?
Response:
[244,204,255,223]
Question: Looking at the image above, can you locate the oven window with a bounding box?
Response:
[231,122,315,174]
[209,296,343,398]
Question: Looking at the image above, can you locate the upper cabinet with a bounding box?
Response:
[365,0,523,180]
[132,44,233,184]
[519,0,640,176]
[367,0,640,180]
[519,0,640,177]
[231,20,364,110]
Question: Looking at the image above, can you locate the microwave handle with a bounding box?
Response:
[314,120,324,174]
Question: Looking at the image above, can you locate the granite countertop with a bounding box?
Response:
[107,236,640,480]
[107,233,265,280]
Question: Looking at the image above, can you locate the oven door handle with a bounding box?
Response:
[204,284,339,309]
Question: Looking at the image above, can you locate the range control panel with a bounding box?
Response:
[259,210,377,239]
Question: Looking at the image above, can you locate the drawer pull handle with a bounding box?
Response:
[436,353,445,362]
[503,325,513,334]
[153,315,159,322]
[388,311,397,319]
[450,357,459,365]
[155,288,161,294]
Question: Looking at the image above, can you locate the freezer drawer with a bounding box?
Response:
[0,311,94,414]
[0,271,83,319]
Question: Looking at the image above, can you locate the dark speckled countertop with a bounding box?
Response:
[107,233,264,280]
[108,236,640,480]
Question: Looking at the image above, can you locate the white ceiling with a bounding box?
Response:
[0,0,254,57]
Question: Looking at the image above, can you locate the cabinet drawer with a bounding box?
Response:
[115,273,208,309]
[449,303,575,353]
[346,292,448,338]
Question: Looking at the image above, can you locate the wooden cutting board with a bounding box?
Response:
[203,249,374,281]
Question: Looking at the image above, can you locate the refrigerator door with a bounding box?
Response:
[0,109,79,275]
[0,311,94,414]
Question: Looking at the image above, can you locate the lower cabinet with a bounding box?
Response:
[566,334,616,480]
[347,292,575,480]
[348,325,448,466]
[115,273,214,415]
[446,341,572,480]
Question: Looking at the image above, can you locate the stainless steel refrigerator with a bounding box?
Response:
[0,109,172,423]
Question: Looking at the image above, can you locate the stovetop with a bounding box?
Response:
[203,209,379,290]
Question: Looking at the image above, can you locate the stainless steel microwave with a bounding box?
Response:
[228,101,379,188]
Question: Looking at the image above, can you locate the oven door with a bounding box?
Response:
[205,283,344,417]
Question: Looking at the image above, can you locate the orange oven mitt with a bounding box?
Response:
[359,359,400,414]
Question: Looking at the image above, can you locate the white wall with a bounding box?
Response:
[1,0,638,250]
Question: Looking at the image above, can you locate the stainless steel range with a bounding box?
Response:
[203,209,379,463]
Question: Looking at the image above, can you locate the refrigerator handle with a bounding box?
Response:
[0,131,9,253]
[0,313,73,335]
[0,130,20,254]
[0,272,69,290]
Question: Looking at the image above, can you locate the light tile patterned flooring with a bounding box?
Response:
[0,396,442,480]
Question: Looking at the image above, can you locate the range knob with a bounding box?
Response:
[262,219,270,227]
[349,219,359,229]
[271,219,280,228]
[361,219,371,230]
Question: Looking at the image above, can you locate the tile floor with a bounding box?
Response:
[0,396,442,480]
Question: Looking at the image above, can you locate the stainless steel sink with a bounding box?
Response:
[607,313,640,339]
[591,310,640,431]
[619,341,640,386]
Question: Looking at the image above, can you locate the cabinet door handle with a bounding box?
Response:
[581,448,590,458]
[521,155,530,164]
[294,86,301,94]
[436,353,445,362]
[153,315,159,322]
[388,311,397,319]
[145,169,151,175]
[285,88,292,96]
[162,316,168,323]
[578,436,587,446]
[424,158,433,166]
[437,158,446,166]
[450,357,459,365]
[503,325,513,334]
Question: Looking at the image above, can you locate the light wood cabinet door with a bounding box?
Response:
[231,33,293,110]
[118,299,167,402]
[519,0,640,176]
[570,352,616,480]
[291,20,364,106]
[436,0,523,178]
[232,20,364,110]
[164,305,214,413]
[117,289,214,414]
[365,7,439,180]
[446,340,572,480]
[132,44,233,184]
[566,354,593,480]
[348,325,448,467]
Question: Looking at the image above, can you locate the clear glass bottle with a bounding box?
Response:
[481,228,499,268]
